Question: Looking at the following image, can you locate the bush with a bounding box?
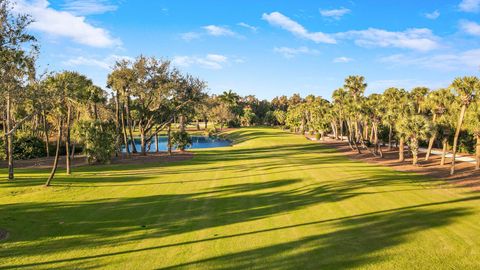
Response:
[205,127,219,138]
[13,133,46,160]
[74,120,116,164]
[0,137,5,160]
[172,131,192,151]
[315,133,321,141]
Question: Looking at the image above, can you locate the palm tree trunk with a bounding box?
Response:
[475,134,480,170]
[125,98,137,153]
[45,118,63,187]
[65,106,72,175]
[6,93,14,180]
[441,139,448,166]
[120,103,130,156]
[167,123,172,155]
[425,114,437,161]
[450,105,467,175]
[411,138,419,165]
[42,109,50,158]
[339,119,344,141]
[399,137,405,162]
[139,125,146,155]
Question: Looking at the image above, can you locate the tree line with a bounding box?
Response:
[280,75,480,175]
[1,0,479,184]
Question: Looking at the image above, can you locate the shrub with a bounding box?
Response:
[205,127,219,138]
[74,120,116,164]
[172,131,192,151]
[13,133,46,160]
[315,133,321,141]
[0,137,5,160]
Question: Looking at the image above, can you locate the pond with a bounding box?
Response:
[122,136,231,152]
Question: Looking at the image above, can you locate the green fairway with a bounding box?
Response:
[1,127,479,269]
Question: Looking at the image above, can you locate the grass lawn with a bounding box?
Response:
[1,127,480,269]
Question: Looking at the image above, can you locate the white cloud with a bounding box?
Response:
[273,46,319,58]
[203,25,236,37]
[63,54,133,70]
[460,20,480,36]
[262,12,438,51]
[459,0,480,12]
[61,0,117,15]
[14,0,120,48]
[338,28,440,51]
[173,54,229,70]
[181,25,241,41]
[238,22,258,32]
[333,56,353,63]
[180,32,202,41]
[379,49,480,71]
[424,10,440,19]
[320,8,350,19]
[262,12,336,44]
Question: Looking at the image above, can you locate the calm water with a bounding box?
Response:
[122,136,231,152]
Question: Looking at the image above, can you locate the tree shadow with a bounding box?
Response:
[159,207,472,270]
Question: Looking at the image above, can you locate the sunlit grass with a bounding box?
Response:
[0,127,479,269]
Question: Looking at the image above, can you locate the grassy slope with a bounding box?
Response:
[0,127,479,269]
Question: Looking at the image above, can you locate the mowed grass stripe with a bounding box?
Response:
[0,127,479,269]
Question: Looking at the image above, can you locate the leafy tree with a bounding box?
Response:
[0,0,38,180]
[74,120,116,164]
[273,109,286,126]
[172,131,192,151]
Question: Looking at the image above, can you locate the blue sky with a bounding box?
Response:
[15,0,480,100]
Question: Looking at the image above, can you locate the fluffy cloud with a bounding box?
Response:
[273,46,319,58]
[379,49,480,71]
[62,54,133,70]
[180,25,240,41]
[319,8,350,19]
[173,54,229,70]
[333,57,353,63]
[61,0,117,15]
[238,22,258,32]
[460,20,480,36]
[263,12,439,51]
[14,0,120,48]
[424,10,440,19]
[262,12,336,44]
[203,25,236,37]
[459,0,480,12]
[338,28,440,51]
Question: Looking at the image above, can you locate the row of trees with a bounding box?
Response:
[281,75,480,175]
[0,1,210,185]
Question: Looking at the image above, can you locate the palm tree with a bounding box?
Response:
[449,77,480,175]
[411,87,430,114]
[465,100,480,170]
[396,115,432,165]
[344,75,367,153]
[424,89,454,161]
[382,88,405,150]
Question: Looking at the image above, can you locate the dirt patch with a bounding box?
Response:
[314,137,480,191]
[0,151,194,170]
[0,229,9,241]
